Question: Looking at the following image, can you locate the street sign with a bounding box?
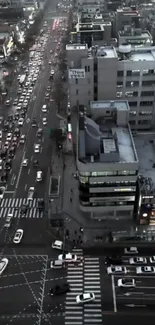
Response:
[69,69,85,79]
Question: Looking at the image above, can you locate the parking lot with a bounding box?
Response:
[0,255,48,317]
[100,252,155,315]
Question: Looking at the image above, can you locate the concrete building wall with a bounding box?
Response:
[97,56,117,100]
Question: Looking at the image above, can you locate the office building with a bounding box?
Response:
[67,44,155,129]
[77,100,138,219]
[118,27,152,47]
[115,7,141,34]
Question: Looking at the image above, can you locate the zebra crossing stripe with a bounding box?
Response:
[0,198,40,208]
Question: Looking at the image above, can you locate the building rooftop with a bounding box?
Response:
[117,46,155,62]
[78,100,138,165]
[66,44,88,51]
[134,134,155,193]
[118,30,151,39]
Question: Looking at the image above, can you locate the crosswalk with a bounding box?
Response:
[0,198,39,208]
[65,249,102,325]
[0,198,43,219]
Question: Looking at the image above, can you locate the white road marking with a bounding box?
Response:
[24,184,27,191]
[111,275,117,312]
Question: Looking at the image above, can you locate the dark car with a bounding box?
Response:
[20,110,26,118]
[33,160,39,167]
[8,147,15,158]
[105,256,122,265]
[37,198,45,211]
[1,149,7,160]
[14,128,20,137]
[14,113,19,120]
[1,172,7,184]
[3,121,9,132]
[5,159,12,171]
[8,114,13,122]
[50,283,70,296]
[32,118,37,127]
[20,204,28,215]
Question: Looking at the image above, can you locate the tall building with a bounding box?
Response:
[77,100,138,220]
[67,44,155,130]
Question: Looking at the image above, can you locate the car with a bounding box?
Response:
[4,141,9,150]
[14,128,20,137]
[32,118,37,127]
[0,130,2,139]
[13,229,23,244]
[150,256,155,263]
[12,136,18,145]
[124,247,138,254]
[18,118,24,126]
[45,93,50,99]
[52,240,63,250]
[4,213,13,228]
[5,160,12,171]
[20,204,28,215]
[58,253,77,263]
[8,147,15,158]
[22,159,28,167]
[27,187,34,200]
[42,105,47,112]
[117,278,136,288]
[34,144,40,153]
[107,266,127,275]
[20,135,26,144]
[0,186,5,199]
[6,133,12,141]
[129,257,147,265]
[0,258,8,275]
[42,117,47,125]
[76,292,95,304]
[0,159,3,170]
[105,256,122,265]
[33,160,39,167]
[36,170,42,182]
[50,283,70,296]
[37,128,43,138]
[136,266,155,275]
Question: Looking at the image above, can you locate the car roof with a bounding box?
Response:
[83,293,91,299]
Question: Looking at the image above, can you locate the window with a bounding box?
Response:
[75,79,78,84]
[127,70,132,76]
[94,75,97,83]
[138,120,150,125]
[142,80,155,86]
[76,89,79,95]
[129,101,137,107]
[88,66,90,72]
[116,92,122,98]
[125,91,138,97]
[126,81,139,87]
[141,91,154,97]
[117,71,123,77]
[132,70,140,76]
[140,101,153,107]
[117,81,123,88]
[130,120,136,125]
[143,69,155,76]
[139,111,152,116]
[85,66,90,72]
[129,111,136,115]
[85,66,87,72]
[118,170,136,176]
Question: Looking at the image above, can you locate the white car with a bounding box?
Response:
[22,159,28,167]
[124,247,138,255]
[36,171,42,182]
[107,266,127,275]
[136,266,155,275]
[13,229,23,244]
[42,104,47,112]
[42,117,47,125]
[58,253,77,263]
[76,293,95,304]
[117,278,135,288]
[4,213,13,228]
[0,187,5,199]
[34,144,40,153]
[0,130,2,139]
[150,256,155,263]
[0,258,8,275]
[18,118,24,126]
[6,133,12,141]
[0,159,3,170]
[52,240,63,250]
[27,187,34,200]
[129,257,147,265]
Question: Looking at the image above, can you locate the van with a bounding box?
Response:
[50,260,64,269]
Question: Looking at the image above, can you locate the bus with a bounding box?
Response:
[19,74,26,85]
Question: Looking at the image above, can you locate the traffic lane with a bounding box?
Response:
[0,286,34,314]
[100,260,114,311]
[15,219,50,246]
[6,149,25,192]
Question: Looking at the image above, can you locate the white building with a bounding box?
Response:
[67,44,155,129]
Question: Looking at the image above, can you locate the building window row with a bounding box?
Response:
[80,200,134,206]
[117,70,155,77]
[79,170,137,177]
[116,87,154,98]
[128,101,153,107]
[129,111,152,116]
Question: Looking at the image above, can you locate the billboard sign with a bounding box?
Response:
[69,69,85,79]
